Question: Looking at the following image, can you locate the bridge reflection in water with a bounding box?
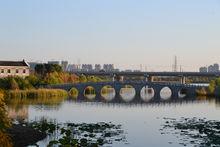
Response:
[47,81,207,103]
[7,96,220,122]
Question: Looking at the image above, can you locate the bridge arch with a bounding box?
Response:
[84,86,96,100]
[140,86,155,102]
[160,86,172,100]
[69,87,79,99]
[100,85,116,101]
[178,88,188,98]
[119,85,136,102]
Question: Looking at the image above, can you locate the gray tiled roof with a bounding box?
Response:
[0,60,29,67]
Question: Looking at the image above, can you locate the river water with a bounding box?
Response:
[7,89,220,147]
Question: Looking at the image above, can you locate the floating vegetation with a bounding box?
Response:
[160,117,220,146]
[26,119,127,146]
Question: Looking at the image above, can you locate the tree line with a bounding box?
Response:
[0,64,107,90]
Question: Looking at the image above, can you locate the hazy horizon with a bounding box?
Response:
[0,0,220,71]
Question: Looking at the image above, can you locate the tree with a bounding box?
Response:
[0,90,13,147]
[68,74,79,83]
[35,64,63,75]
[0,91,11,130]
[44,64,62,73]
[10,79,19,90]
[35,64,46,75]
[44,72,63,84]
[26,74,40,87]
[215,78,220,86]
[79,75,87,83]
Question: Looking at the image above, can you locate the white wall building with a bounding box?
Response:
[0,60,30,78]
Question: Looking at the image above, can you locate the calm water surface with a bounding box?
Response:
[7,90,220,147]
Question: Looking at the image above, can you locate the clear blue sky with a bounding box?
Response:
[0,0,220,71]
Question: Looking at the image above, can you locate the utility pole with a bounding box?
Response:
[180,65,182,72]
[77,58,81,70]
[172,55,178,72]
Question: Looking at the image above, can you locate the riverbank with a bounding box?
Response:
[196,78,220,97]
[196,86,220,97]
[6,124,47,147]
[0,88,68,146]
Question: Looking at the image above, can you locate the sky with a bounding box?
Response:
[0,0,220,71]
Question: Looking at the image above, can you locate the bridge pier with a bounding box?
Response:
[133,84,143,98]
[153,86,162,101]
[171,87,179,99]
[76,86,86,100]
[186,87,197,98]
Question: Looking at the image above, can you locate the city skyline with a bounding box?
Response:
[0,0,220,71]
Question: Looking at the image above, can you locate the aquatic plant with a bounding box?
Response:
[26,119,127,147]
[160,117,220,146]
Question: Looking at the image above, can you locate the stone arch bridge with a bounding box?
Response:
[45,81,206,102]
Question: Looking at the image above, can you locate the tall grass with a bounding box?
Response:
[6,89,68,99]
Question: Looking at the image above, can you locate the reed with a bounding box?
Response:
[6,89,68,99]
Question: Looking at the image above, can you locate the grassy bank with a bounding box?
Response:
[195,78,220,97]
[196,87,212,97]
[5,89,68,99]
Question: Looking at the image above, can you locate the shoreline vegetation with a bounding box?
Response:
[196,78,220,97]
[6,89,68,99]
[0,64,108,100]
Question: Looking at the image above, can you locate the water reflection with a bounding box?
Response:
[6,96,66,121]
[140,86,155,102]
[84,86,96,100]
[7,105,28,122]
[71,97,218,108]
[101,85,116,101]
[120,85,136,102]
[4,95,220,147]
[160,87,172,100]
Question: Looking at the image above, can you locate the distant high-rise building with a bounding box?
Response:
[67,64,78,72]
[61,61,68,71]
[103,64,114,72]
[82,64,93,71]
[208,63,219,72]
[213,63,219,72]
[48,61,60,65]
[199,67,208,73]
[95,64,101,71]
[208,65,214,72]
